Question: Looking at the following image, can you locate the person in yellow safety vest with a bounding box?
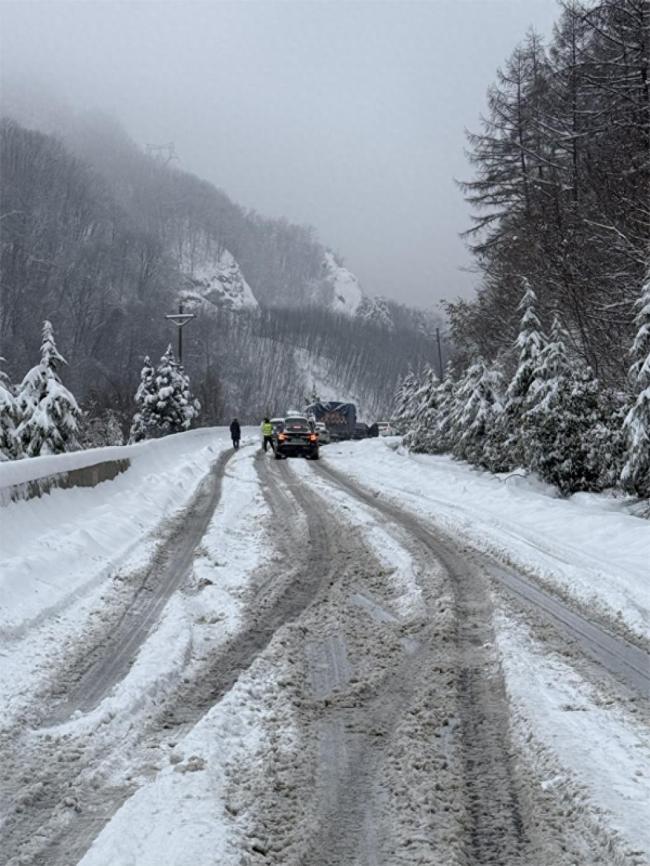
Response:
[261,417,274,453]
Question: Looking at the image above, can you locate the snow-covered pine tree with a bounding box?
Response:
[453,359,505,469]
[498,280,546,469]
[0,357,22,460]
[406,367,440,452]
[523,316,605,494]
[129,356,157,443]
[392,371,420,434]
[15,321,81,457]
[148,346,200,436]
[431,367,457,454]
[621,269,650,497]
[177,362,201,430]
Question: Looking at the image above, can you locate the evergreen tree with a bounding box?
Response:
[15,321,81,456]
[392,371,420,434]
[0,357,22,460]
[406,367,441,453]
[431,368,458,454]
[621,270,650,497]
[499,281,546,467]
[523,317,606,493]
[129,356,157,443]
[453,359,505,469]
[149,346,201,436]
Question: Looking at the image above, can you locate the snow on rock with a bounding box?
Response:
[323,439,650,642]
[182,249,258,312]
[357,295,395,330]
[323,250,363,316]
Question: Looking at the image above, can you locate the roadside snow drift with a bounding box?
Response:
[323,439,650,642]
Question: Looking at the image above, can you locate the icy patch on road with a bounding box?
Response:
[494,613,650,861]
[323,439,650,643]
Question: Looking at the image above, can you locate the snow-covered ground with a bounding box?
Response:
[0,429,226,635]
[495,613,650,857]
[0,429,259,726]
[1,434,648,864]
[322,438,650,643]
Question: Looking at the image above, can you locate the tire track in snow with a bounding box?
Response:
[314,460,650,699]
[1,449,235,866]
[302,458,638,865]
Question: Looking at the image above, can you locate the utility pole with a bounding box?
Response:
[165,302,195,365]
[436,327,444,381]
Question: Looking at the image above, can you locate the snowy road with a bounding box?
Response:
[1,434,649,865]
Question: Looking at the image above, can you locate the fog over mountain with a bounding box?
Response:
[0,0,559,309]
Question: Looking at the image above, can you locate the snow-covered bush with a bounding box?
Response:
[129,356,157,443]
[80,405,125,449]
[15,321,81,457]
[0,357,22,460]
[621,270,650,498]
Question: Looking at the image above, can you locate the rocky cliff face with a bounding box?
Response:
[181,250,258,312]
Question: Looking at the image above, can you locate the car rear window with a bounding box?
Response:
[284,417,310,431]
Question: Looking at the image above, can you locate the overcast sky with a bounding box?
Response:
[1,0,560,309]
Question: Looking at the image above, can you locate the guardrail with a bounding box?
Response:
[0,457,131,507]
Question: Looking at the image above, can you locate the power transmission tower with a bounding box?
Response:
[145,142,179,165]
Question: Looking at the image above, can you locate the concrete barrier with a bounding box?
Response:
[0,458,131,507]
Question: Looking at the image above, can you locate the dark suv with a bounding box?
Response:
[275,416,319,460]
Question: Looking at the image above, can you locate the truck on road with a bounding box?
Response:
[305,401,357,441]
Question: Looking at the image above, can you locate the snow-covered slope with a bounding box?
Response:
[322,251,363,316]
[182,250,258,312]
[357,295,395,330]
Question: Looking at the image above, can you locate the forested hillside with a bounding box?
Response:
[449,0,648,384]
[0,112,442,434]
[397,0,650,500]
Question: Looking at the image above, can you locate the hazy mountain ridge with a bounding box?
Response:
[0,109,443,425]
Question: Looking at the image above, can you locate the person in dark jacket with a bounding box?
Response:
[230,418,241,450]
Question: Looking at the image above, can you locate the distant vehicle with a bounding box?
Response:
[306,402,357,441]
[377,421,396,436]
[352,422,370,440]
[270,417,285,438]
[315,422,330,444]
[275,415,319,460]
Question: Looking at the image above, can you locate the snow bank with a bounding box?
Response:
[324,439,650,642]
[495,614,650,857]
[0,429,228,636]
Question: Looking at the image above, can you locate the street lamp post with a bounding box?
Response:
[165,302,196,365]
